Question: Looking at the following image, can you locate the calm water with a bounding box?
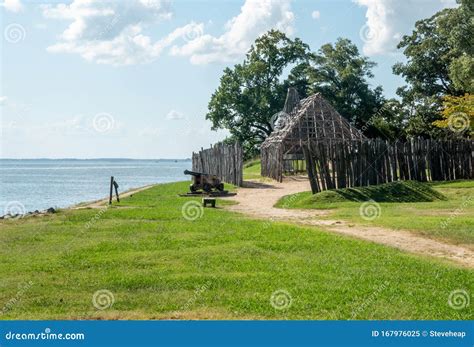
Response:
[0,159,191,214]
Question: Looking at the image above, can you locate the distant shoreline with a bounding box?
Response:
[1,182,187,218]
[1,159,191,216]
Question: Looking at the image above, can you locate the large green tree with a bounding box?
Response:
[206,30,311,157]
[392,0,473,137]
[207,31,391,157]
[305,38,385,137]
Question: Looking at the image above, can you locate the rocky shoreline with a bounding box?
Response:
[1,184,157,220]
[1,207,56,219]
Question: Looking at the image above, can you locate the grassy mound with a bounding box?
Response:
[276,181,447,209]
[277,180,473,246]
[243,159,262,180]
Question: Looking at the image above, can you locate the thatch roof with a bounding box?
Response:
[262,90,365,153]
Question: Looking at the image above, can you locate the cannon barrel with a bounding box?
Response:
[184,169,205,176]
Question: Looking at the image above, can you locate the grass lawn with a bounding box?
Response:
[243,159,267,181]
[276,180,474,248]
[0,181,472,320]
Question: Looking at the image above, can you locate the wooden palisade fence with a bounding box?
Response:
[303,138,473,193]
[192,142,243,186]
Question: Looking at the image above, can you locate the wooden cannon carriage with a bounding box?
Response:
[184,170,224,193]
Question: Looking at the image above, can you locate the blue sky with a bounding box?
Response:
[1,0,456,159]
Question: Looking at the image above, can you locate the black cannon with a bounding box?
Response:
[184,170,224,193]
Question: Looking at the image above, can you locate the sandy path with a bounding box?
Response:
[73,185,155,209]
[226,177,474,268]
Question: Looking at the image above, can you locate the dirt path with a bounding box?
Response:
[73,185,155,209]
[226,177,474,268]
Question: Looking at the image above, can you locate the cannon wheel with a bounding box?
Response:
[216,183,224,191]
[190,184,197,193]
[203,183,212,193]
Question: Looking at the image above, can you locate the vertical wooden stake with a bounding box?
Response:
[113,181,120,202]
[109,176,114,205]
[303,145,319,194]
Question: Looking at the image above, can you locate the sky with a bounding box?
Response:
[0,0,457,159]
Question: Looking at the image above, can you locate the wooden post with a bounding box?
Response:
[109,176,114,205]
[303,144,319,194]
[113,180,120,202]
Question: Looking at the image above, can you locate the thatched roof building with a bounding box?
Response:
[261,88,365,181]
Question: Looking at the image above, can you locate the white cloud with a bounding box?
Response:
[0,96,7,106]
[1,0,23,13]
[42,0,294,66]
[354,0,458,56]
[166,110,184,120]
[311,10,320,20]
[43,0,175,65]
[170,0,294,65]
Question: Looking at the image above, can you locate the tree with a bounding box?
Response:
[433,94,473,136]
[392,0,473,137]
[206,30,311,158]
[359,98,408,141]
[207,32,393,157]
[305,38,385,137]
[449,55,474,93]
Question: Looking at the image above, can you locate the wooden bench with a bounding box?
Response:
[202,198,216,208]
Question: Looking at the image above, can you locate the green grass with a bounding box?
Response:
[276,181,447,208]
[243,159,262,180]
[0,181,472,320]
[276,180,474,247]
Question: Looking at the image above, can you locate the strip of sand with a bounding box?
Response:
[73,184,156,209]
